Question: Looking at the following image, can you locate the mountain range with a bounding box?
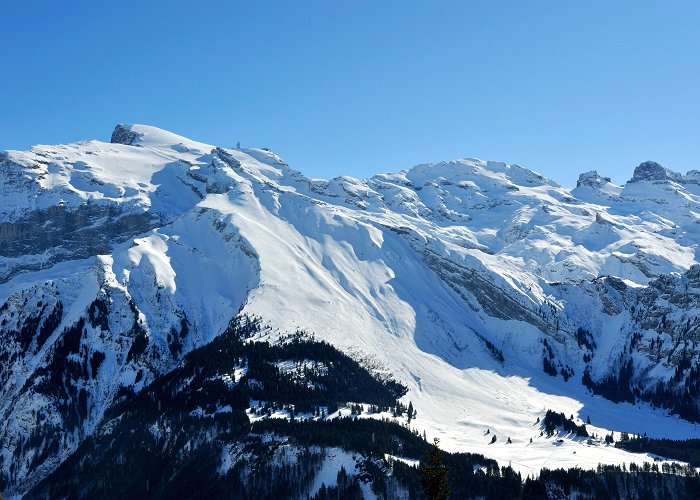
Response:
[3,125,700,498]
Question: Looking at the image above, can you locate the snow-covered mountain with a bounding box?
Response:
[3,124,700,496]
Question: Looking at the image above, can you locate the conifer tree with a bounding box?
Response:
[420,438,450,500]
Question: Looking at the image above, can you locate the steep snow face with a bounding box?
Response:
[4,124,700,493]
[0,208,259,493]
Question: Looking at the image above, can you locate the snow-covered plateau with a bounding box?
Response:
[3,124,700,496]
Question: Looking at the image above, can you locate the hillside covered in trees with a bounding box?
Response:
[22,316,700,499]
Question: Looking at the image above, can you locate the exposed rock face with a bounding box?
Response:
[0,204,159,283]
[685,170,700,185]
[576,170,612,188]
[110,124,143,145]
[629,161,682,183]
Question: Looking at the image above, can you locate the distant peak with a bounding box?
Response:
[403,158,555,188]
[685,170,700,185]
[629,161,681,183]
[576,170,612,189]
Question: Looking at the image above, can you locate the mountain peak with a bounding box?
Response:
[403,158,555,190]
[110,124,213,152]
[629,161,681,183]
[110,124,142,145]
[576,170,612,188]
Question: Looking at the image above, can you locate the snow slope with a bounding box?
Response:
[2,124,700,493]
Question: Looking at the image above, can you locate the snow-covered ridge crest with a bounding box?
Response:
[4,124,700,494]
[110,123,213,152]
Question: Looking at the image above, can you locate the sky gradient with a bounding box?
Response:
[1,1,699,187]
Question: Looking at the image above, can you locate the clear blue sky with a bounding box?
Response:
[1,1,699,187]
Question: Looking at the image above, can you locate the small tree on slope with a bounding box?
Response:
[420,438,450,500]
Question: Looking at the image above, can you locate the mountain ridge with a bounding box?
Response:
[3,124,700,496]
